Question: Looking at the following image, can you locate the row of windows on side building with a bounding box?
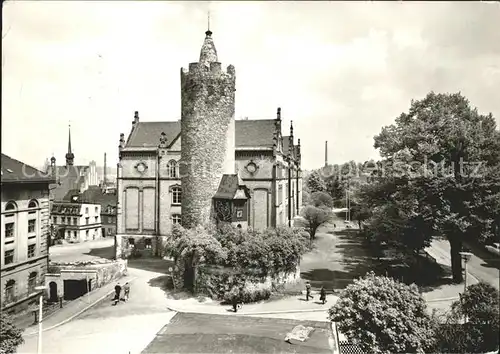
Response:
[3,271,40,305]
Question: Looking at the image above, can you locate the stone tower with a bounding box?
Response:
[180,28,236,228]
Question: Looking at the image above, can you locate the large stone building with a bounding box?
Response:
[115,28,302,257]
[1,154,54,312]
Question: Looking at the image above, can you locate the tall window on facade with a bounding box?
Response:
[85,207,89,214]
[28,219,36,234]
[5,222,15,239]
[167,160,178,178]
[172,214,181,224]
[172,187,182,205]
[62,217,66,224]
[86,217,89,225]
[5,280,15,304]
[144,238,152,249]
[73,231,77,238]
[4,201,17,240]
[95,207,98,213]
[53,216,57,224]
[128,238,135,247]
[86,230,89,239]
[28,272,38,294]
[73,217,77,225]
[4,250,14,265]
[95,216,98,223]
[28,244,36,258]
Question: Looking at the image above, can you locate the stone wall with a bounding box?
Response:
[173,261,301,301]
[180,62,236,228]
[115,234,169,259]
[46,259,127,299]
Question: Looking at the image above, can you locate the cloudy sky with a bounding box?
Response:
[2,1,500,170]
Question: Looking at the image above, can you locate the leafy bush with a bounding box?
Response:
[328,272,435,354]
[430,282,499,353]
[169,224,307,301]
[0,312,24,354]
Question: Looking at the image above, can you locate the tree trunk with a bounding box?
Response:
[449,238,463,283]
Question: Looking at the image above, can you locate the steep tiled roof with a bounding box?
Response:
[126,121,181,148]
[125,119,277,149]
[214,174,249,200]
[1,153,55,183]
[235,120,276,147]
[81,186,117,207]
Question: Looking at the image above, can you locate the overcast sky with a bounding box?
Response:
[2,1,500,170]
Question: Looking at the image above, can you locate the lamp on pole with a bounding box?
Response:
[459,251,473,322]
[34,285,47,354]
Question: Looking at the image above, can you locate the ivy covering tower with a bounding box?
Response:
[180,27,236,228]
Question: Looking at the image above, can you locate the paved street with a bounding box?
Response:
[300,223,377,290]
[143,312,333,353]
[18,267,175,354]
[427,238,499,289]
[49,238,115,262]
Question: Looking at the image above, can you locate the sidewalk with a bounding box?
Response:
[164,292,338,317]
[23,274,136,337]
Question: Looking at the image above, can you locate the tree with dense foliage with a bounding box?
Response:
[310,191,334,208]
[371,92,500,282]
[305,170,326,193]
[431,282,499,353]
[301,205,333,240]
[328,272,435,354]
[165,224,227,291]
[0,312,24,354]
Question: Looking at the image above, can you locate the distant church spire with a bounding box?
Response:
[65,123,74,166]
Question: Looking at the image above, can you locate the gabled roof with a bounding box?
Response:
[51,202,81,216]
[1,154,55,184]
[81,186,117,207]
[235,120,276,148]
[126,121,181,148]
[213,174,250,200]
[124,119,277,149]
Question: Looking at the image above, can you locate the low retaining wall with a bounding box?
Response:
[45,259,128,300]
[174,262,301,301]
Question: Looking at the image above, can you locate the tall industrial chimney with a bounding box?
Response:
[103,152,107,187]
[325,141,328,167]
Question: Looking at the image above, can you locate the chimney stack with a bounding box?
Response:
[103,152,107,187]
[325,141,328,167]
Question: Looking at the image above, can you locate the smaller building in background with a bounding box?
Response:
[51,201,102,243]
[63,186,117,238]
[1,154,55,313]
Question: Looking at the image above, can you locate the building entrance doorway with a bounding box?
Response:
[63,279,88,300]
[49,281,58,302]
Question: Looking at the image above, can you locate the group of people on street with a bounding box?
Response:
[113,282,130,305]
[305,281,327,305]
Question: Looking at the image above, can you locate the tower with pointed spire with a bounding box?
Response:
[180,19,236,228]
[65,124,75,166]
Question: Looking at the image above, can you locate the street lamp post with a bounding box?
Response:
[34,285,47,354]
[459,251,473,323]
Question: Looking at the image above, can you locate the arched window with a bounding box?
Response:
[27,200,39,236]
[5,201,17,212]
[28,272,38,294]
[5,279,16,304]
[167,160,178,178]
[4,201,17,240]
[171,186,182,205]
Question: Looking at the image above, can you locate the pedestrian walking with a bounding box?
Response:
[113,282,122,305]
[305,281,313,301]
[319,286,327,305]
[123,282,130,302]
